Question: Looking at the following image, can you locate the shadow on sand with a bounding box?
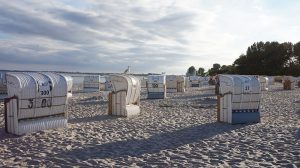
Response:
[295,109,300,140]
[77,100,107,106]
[0,128,23,140]
[0,115,119,140]
[68,115,118,124]
[173,94,216,100]
[59,122,246,161]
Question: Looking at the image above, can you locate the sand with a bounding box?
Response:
[0,83,299,167]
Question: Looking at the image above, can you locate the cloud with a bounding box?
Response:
[0,0,300,74]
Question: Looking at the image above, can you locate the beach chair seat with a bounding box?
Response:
[147,75,166,99]
[189,76,200,87]
[83,75,101,92]
[258,76,268,91]
[108,75,141,117]
[166,75,177,93]
[166,75,186,93]
[283,76,296,90]
[176,76,185,92]
[216,75,261,124]
[4,72,72,135]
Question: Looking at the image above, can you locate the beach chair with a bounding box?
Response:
[267,76,274,85]
[198,76,215,95]
[296,76,300,88]
[199,85,216,95]
[199,76,209,87]
[63,75,73,98]
[4,72,72,135]
[166,75,177,93]
[266,76,274,91]
[189,76,200,87]
[83,75,101,92]
[283,76,296,90]
[208,76,216,85]
[176,76,185,92]
[108,74,141,117]
[141,77,148,88]
[0,71,7,95]
[184,77,190,89]
[216,75,261,124]
[147,75,166,99]
[258,76,268,91]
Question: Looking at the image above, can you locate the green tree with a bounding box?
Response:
[197,67,205,76]
[294,42,300,61]
[207,63,221,76]
[219,65,235,74]
[187,41,300,76]
[233,54,248,74]
[186,66,196,76]
[233,41,292,75]
[213,63,221,70]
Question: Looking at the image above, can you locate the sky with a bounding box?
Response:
[0,0,300,75]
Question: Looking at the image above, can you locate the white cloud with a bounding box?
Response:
[0,0,299,73]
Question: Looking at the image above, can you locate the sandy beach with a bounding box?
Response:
[0,83,299,167]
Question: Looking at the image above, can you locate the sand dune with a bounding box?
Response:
[0,83,299,167]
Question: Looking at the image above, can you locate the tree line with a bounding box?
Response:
[186,41,300,76]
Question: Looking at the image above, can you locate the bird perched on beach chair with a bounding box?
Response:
[124,66,130,74]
